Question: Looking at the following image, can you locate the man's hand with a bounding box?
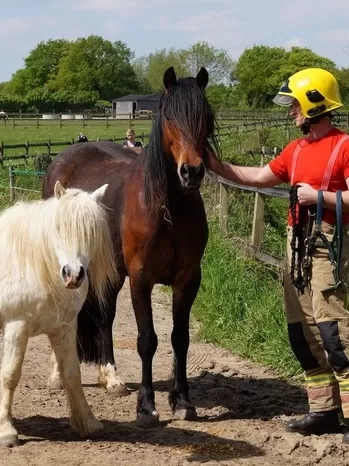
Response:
[297,183,318,205]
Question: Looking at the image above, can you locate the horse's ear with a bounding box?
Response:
[163,66,177,90]
[54,180,66,199]
[91,184,108,202]
[196,67,209,90]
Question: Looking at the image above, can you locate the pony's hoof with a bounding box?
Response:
[84,420,105,438]
[106,384,130,397]
[173,406,197,421]
[46,378,64,391]
[0,434,19,447]
[136,410,159,428]
[73,419,104,438]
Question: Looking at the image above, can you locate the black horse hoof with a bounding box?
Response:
[173,406,197,421]
[136,410,160,428]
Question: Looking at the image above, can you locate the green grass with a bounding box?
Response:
[0,119,153,146]
[193,222,301,378]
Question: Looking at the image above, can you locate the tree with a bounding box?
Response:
[234,45,339,108]
[49,36,139,101]
[233,46,288,107]
[183,41,235,84]
[135,48,189,92]
[5,40,70,97]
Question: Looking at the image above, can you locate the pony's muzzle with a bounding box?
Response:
[61,264,86,289]
[179,163,205,188]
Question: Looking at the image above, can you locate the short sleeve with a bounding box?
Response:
[268,141,298,183]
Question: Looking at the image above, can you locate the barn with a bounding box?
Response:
[111,94,160,119]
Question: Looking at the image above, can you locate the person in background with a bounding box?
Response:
[123,128,143,149]
[205,68,349,443]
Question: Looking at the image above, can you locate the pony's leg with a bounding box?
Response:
[48,322,104,437]
[47,350,63,390]
[130,275,159,427]
[0,320,28,447]
[77,280,129,396]
[169,268,201,421]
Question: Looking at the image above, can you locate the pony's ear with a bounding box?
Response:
[91,184,109,202]
[163,66,177,90]
[54,180,66,199]
[196,67,209,90]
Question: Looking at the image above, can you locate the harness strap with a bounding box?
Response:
[304,190,343,289]
[320,135,349,190]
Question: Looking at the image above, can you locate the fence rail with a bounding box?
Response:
[0,133,151,168]
[207,169,288,268]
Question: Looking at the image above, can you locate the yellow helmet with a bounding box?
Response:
[273,68,343,118]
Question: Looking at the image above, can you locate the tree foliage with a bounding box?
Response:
[49,36,139,101]
[1,38,348,112]
[233,46,341,108]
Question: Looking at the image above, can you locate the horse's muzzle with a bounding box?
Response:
[61,264,86,289]
[179,163,205,189]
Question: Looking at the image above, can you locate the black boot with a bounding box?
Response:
[343,431,349,443]
[286,410,342,435]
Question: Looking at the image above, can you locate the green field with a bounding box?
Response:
[0,118,153,147]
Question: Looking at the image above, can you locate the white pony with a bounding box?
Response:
[0,180,117,447]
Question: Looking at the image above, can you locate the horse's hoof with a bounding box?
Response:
[0,434,19,447]
[173,406,197,421]
[106,384,130,397]
[136,410,160,428]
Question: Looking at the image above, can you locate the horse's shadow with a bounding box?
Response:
[14,415,264,462]
[126,371,308,422]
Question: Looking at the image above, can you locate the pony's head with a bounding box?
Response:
[144,66,220,212]
[52,180,116,300]
[161,66,219,188]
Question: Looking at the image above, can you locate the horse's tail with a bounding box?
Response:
[76,290,117,364]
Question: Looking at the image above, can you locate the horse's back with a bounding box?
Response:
[43,141,138,198]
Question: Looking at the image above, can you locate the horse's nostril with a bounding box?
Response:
[180,163,189,177]
[62,265,69,278]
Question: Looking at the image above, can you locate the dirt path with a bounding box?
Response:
[0,280,348,466]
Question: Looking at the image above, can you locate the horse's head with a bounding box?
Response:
[53,180,110,290]
[160,66,218,189]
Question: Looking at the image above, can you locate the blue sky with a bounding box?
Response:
[1,0,349,83]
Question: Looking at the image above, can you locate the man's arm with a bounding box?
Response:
[205,154,283,188]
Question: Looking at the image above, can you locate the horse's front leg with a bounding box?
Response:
[169,268,201,421]
[0,320,28,446]
[47,321,104,437]
[129,273,158,427]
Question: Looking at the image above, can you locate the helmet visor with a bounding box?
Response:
[273,94,294,107]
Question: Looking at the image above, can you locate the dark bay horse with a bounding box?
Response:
[42,66,221,427]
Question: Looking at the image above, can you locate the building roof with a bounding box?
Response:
[112,94,160,102]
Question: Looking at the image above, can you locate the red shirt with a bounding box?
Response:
[269,128,349,225]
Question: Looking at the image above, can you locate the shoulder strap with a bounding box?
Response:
[320,135,349,190]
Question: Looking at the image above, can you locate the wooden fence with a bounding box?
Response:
[2,110,349,131]
[0,133,150,168]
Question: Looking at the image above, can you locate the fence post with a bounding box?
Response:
[9,167,16,202]
[219,183,228,233]
[251,150,265,252]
